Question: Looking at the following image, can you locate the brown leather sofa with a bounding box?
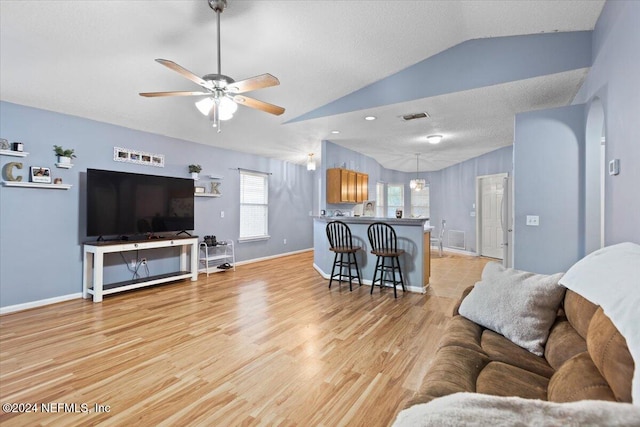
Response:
[407,287,635,406]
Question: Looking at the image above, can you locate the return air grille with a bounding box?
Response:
[401,112,430,121]
[448,230,466,250]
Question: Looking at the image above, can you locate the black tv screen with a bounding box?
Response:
[86,169,194,237]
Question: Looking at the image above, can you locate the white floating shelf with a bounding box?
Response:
[55,162,74,169]
[208,174,224,180]
[195,193,221,198]
[2,181,72,190]
[0,150,29,157]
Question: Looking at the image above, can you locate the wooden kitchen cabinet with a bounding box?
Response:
[327,168,367,204]
[356,173,368,202]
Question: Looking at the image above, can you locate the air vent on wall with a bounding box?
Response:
[402,112,430,121]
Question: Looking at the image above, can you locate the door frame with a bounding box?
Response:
[475,172,510,262]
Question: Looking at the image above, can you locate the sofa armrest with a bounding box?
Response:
[452,285,475,316]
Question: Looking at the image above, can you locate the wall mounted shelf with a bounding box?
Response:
[55,162,74,169]
[195,193,221,198]
[0,150,29,157]
[208,174,224,180]
[2,181,72,190]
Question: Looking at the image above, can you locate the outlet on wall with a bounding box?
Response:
[141,258,147,265]
[283,238,287,245]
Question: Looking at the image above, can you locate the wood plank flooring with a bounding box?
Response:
[0,251,489,426]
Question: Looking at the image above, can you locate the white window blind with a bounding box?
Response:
[410,186,430,218]
[376,182,385,217]
[239,170,269,241]
[387,184,404,218]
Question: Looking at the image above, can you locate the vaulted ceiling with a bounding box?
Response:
[0,0,605,172]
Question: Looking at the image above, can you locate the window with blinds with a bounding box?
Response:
[239,170,269,241]
[387,184,404,218]
[410,186,430,218]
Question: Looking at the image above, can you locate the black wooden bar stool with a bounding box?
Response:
[326,220,362,291]
[367,222,405,298]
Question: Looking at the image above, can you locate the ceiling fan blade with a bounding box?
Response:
[227,74,280,94]
[232,95,285,116]
[155,59,210,89]
[139,91,211,98]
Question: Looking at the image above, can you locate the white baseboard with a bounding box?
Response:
[0,293,83,315]
[431,245,478,257]
[235,248,313,266]
[313,263,426,294]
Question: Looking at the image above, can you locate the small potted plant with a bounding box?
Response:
[53,145,76,164]
[189,164,202,179]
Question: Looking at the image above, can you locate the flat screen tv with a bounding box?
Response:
[86,168,194,238]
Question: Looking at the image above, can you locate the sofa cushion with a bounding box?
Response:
[458,262,565,356]
[563,290,598,339]
[544,318,587,370]
[476,361,549,400]
[547,352,617,402]
[436,315,483,353]
[587,307,634,402]
[409,346,490,405]
[481,330,555,378]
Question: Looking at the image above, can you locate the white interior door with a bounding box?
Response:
[478,174,506,259]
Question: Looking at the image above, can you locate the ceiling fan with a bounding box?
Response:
[139,0,285,132]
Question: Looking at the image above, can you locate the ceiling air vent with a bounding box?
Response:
[401,112,430,121]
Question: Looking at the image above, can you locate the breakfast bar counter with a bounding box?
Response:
[313,217,431,293]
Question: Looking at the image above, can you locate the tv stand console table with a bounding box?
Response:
[82,236,199,302]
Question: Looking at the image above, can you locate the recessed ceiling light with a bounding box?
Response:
[426,134,443,144]
[364,116,376,121]
[331,130,340,134]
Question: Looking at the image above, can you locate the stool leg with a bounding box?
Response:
[391,257,398,298]
[395,256,405,294]
[352,252,362,287]
[329,252,338,289]
[347,252,353,291]
[371,255,380,295]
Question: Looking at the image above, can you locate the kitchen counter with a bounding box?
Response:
[313,217,431,293]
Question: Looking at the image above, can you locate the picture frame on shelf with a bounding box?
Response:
[30,166,52,183]
[194,186,206,194]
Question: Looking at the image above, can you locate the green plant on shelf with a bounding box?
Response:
[188,164,202,173]
[53,145,77,159]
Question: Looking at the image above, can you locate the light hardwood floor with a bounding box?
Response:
[0,250,490,426]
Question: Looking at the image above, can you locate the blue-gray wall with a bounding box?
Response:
[322,140,513,253]
[513,105,585,274]
[574,0,640,245]
[0,101,314,309]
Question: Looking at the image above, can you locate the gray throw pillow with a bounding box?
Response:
[458,262,566,356]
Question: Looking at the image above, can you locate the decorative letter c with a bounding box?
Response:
[4,162,23,182]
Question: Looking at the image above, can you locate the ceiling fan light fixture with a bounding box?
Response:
[219,96,238,120]
[195,97,215,115]
[364,116,377,121]
[427,134,443,144]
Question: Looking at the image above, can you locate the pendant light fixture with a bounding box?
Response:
[409,153,426,191]
[307,153,317,171]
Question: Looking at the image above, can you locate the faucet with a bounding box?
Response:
[334,210,344,217]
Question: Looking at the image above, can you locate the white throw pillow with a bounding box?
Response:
[458,262,565,356]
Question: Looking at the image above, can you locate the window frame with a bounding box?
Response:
[238,170,270,242]
[386,183,404,218]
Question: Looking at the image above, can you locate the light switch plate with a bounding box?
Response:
[526,215,539,226]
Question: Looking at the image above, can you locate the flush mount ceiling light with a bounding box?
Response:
[364,116,377,121]
[409,153,426,191]
[330,130,340,134]
[426,134,443,144]
[307,153,316,171]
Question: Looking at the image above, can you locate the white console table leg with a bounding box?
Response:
[93,252,104,302]
[189,241,198,281]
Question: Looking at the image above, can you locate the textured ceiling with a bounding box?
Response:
[0,0,605,172]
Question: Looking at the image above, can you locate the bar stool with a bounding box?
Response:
[326,220,362,291]
[367,222,405,298]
